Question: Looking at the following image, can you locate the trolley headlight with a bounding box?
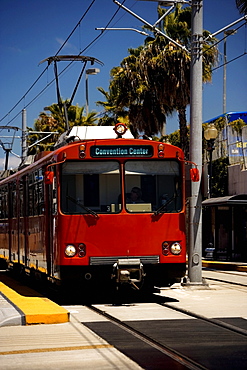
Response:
[170,242,182,255]
[65,244,77,257]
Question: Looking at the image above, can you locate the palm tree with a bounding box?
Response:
[138,5,217,157]
[27,113,60,154]
[138,36,191,155]
[28,103,97,154]
[96,86,129,127]
[99,46,171,138]
[45,102,97,128]
[98,4,218,157]
[236,0,247,14]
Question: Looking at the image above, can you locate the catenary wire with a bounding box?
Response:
[0,1,245,129]
[203,20,246,52]
[212,51,247,71]
[0,0,125,128]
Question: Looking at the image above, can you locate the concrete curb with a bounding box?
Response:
[0,282,69,325]
[0,292,24,327]
[202,260,247,272]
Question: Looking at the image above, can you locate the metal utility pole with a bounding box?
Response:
[85,68,100,116]
[186,0,205,285]
[22,109,27,161]
[0,126,19,171]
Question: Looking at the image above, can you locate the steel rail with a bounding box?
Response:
[87,304,208,370]
[156,300,247,337]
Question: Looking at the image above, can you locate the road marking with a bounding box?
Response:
[0,344,113,356]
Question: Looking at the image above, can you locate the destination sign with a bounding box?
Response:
[90,145,153,158]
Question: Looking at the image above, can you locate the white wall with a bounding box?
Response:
[228,164,247,195]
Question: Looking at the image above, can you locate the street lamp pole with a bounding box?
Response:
[204,124,218,198]
[223,29,237,114]
[85,68,100,115]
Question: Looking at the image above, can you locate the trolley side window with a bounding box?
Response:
[61,161,121,214]
[28,169,45,216]
[125,160,182,213]
[11,182,17,218]
[0,186,8,219]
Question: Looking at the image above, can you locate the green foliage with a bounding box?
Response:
[162,130,181,148]
[96,86,129,126]
[28,102,97,154]
[166,125,229,197]
[230,118,245,134]
[214,116,226,131]
[97,4,217,156]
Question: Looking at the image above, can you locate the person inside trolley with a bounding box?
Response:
[126,187,144,203]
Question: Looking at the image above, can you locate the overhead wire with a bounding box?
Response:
[210,21,247,71]
[1,1,246,129]
[0,0,125,128]
[203,20,247,53]
[0,0,97,126]
[212,51,247,72]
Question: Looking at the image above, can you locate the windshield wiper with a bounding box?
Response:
[154,195,175,215]
[66,195,98,217]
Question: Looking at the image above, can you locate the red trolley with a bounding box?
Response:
[0,124,198,296]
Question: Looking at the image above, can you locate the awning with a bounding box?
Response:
[202,194,247,206]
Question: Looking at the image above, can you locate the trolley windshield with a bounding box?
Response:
[125,160,182,213]
[60,159,182,214]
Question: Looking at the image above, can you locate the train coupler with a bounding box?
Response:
[111,258,145,290]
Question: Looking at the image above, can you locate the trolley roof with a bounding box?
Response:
[55,126,134,148]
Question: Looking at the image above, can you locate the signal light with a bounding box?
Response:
[162,241,169,256]
[79,144,86,158]
[158,143,165,158]
[162,241,182,256]
[78,243,86,257]
[158,151,165,158]
[114,123,127,137]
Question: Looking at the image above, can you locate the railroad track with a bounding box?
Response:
[157,299,247,337]
[86,303,207,370]
[79,296,247,370]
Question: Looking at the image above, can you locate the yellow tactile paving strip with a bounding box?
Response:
[0,344,113,356]
[202,260,247,272]
[0,282,69,325]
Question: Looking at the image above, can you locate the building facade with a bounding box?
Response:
[202,111,247,262]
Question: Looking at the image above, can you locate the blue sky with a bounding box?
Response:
[0,0,246,169]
